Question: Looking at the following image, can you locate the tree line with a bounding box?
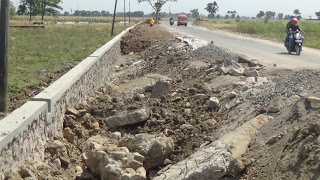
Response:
[16,0,63,21]
[10,0,320,21]
[63,10,145,17]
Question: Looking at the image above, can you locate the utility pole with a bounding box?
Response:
[0,0,10,112]
[111,0,118,36]
[124,0,126,27]
[129,0,131,24]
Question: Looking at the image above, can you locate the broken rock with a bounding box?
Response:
[229,68,244,76]
[105,108,151,127]
[63,127,75,144]
[218,67,229,75]
[83,136,146,180]
[150,80,172,98]
[154,115,269,180]
[119,134,174,170]
[207,97,220,110]
[244,69,259,77]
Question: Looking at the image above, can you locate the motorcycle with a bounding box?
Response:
[285,28,304,55]
[170,18,174,26]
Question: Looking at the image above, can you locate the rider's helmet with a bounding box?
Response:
[289,14,296,20]
[291,17,298,23]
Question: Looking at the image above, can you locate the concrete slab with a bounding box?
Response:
[0,101,47,150]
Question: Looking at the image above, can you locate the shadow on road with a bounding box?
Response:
[277,52,299,56]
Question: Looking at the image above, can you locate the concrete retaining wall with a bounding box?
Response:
[0,26,134,173]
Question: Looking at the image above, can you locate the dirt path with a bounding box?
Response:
[5,23,320,180]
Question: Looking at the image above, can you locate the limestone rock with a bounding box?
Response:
[83,136,146,180]
[66,107,81,117]
[207,97,220,110]
[224,59,241,68]
[92,122,100,130]
[244,69,259,77]
[110,132,122,140]
[266,134,282,145]
[180,124,194,131]
[52,158,61,169]
[218,67,229,75]
[193,94,206,101]
[119,134,174,170]
[105,108,151,127]
[229,68,244,76]
[63,127,75,144]
[154,115,269,180]
[205,66,219,74]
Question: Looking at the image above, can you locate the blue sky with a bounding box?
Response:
[13,0,320,18]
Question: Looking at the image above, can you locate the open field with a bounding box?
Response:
[11,15,148,24]
[194,19,320,49]
[7,21,125,111]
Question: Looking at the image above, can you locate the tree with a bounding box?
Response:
[101,10,111,17]
[277,13,283,19]
[17,0,41,21]
[40,0,63,21]
[256,10,265,19]
[132,11,144,17]
[205,1,219,18]
[73,10,81,16]
[63,11,69,16]
[227,10,237,19]
[10,1,16,17]
[315,11,320,19]
[265,11,275,19]
[293,9,301,20]
[284,15,290,20]
[190,9,199,18]
[137,0,177,23]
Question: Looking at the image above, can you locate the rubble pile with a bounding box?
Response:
[4,23,320,180]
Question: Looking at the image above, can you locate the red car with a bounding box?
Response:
[177,14,188,26]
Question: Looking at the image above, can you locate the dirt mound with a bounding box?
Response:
[120,23,172,54]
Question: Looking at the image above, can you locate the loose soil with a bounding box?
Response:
[4,23,320,180]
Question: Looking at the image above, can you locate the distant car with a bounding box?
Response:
[177,14,188,26]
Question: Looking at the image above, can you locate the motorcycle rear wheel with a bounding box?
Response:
[295,44,301,56]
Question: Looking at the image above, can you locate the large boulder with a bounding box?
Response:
[119,134,174,170]
[83,135,146,180]
[105,108,151,127]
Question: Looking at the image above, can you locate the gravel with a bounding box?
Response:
[191,45,238,62]
[247,70,320,105]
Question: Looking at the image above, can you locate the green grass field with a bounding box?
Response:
[11,15,147,24]
[194,19,320,49]
[8,21,125,108]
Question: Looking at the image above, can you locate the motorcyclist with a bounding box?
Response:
[285,17,301,46]
[286,15,296,29]
[169,16,174,25]
[149,18,155,27]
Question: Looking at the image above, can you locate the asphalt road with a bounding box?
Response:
[161,21,320,69]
